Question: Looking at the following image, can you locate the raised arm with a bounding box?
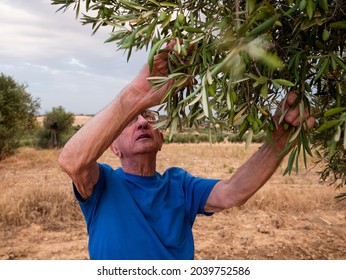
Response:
[58,42,178,199]
[205,93,315,213]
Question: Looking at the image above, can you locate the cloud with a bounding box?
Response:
[0,0,147,114]
[22,62,60,75]
[0,1,39,22]
[68,58,87,68]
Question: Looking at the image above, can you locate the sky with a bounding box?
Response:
[0,0,147,115]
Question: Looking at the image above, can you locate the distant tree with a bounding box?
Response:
[0,73,40,159]
[42,106,75,148]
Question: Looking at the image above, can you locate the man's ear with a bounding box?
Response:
[158,131,164,151]
[110,141,121,157]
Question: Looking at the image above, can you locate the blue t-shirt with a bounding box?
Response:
[73,163,219,260]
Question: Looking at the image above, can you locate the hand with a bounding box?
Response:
[130,40,190,107]
[272,92,315,150]
[283,92,315,128]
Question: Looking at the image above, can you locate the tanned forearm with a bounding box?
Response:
[225,143,283,205]
[205,142,285,213]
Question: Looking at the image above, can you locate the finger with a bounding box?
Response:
[306,116,315,130]
[302,108,315,130]
[286,92,298,107]
[165,39,177,49]
[154,40,177,61]
[285,107,300,125]
[289,115,300,127]
[165,39,182,51]
[286,106,314,127]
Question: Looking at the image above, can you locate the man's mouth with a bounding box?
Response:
[137,133,151,140]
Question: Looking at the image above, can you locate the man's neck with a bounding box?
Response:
[120,155,157,176]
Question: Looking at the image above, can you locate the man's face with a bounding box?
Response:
[111,110,163,158]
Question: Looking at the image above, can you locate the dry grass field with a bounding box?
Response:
[36,115,93,127]
[0,141,345,260]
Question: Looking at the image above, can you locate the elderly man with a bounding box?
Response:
[58,42,315,260]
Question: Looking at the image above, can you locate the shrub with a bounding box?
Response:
[0,74,40,159]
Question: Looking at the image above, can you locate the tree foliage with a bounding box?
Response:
[51,0,346,194]
[0,73,40,159]
[42,106,75,148]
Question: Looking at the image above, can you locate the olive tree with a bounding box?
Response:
[41,106,75,148]
[51,0,346,196]
[0,73,40,159]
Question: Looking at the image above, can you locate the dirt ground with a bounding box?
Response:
[2,205,345,260]
[1,143,346,260]
[2,204,345,260]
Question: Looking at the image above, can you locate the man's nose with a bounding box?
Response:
[136,115,149,128]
